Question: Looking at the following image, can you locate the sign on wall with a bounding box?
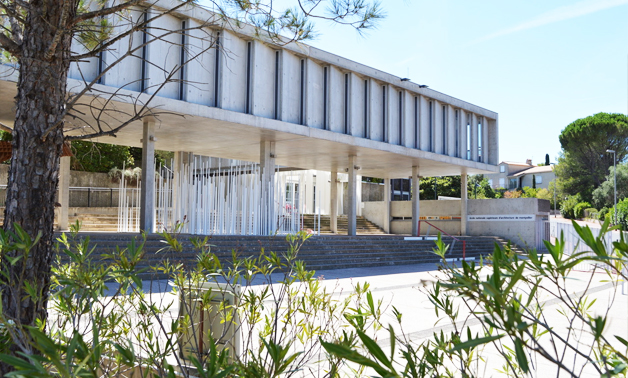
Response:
[468,214,536,222]
[419,216,460,221]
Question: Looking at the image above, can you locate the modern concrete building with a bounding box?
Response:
[486,160,555,190]
[0,0,499,236]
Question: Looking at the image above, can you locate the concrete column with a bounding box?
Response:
[140,118,156,233]
[461,172,468,236]
[57,155,70,231]
[347,156,357,236]
[411,166,420,236]
[330,171,338,233]
[383,178,391,233]
[260,141,276,234]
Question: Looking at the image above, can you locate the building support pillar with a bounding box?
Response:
[411,166,420,236]
[57,154,70,231]
[347,156,357,236]
[260,141,276,234]
[330,171,338,233]
[140,118,156,233]
[461,172,468,236]
[383,178,391,233]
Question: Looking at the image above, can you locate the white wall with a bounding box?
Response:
[363,198,550,248]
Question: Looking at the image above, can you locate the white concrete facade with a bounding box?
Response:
[0,0,501,235]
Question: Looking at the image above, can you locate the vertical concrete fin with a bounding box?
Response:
[140,118,156,233]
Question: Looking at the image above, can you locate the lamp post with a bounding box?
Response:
[607,149,617,225]
[552,162,557,217]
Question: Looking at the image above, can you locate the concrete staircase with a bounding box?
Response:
[69,210,119,232]
[301,214,385,234]
[55,232,524,278]
[61,211,387,234]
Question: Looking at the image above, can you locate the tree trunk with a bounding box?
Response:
[0,0,77,374]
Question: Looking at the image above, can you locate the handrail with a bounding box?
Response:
[417,220,466,260]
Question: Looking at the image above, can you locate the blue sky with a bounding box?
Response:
[284,0,628,164]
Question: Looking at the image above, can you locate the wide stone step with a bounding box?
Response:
[55,232,521,276]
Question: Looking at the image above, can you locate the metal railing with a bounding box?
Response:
[418,220,467,260]
[0,186,142,208]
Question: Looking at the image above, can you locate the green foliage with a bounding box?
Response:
[556,112,628,202]
[614,198,628,230]
[467,175,495,199]
[599,206,610,221]
[583,207,598,219]
[71,141,134,173]
[0,131,12,142]
[419,176,461,200]
[128,147,173,169]
[561,193,582,219]
[592,163,628,209]
[573,201,592,219]
[2,222,628,377]
[521,186,537,198]
[324,220,628,377]
[362,176,384,184]
[0,228,384,377]
[71,141,176,173]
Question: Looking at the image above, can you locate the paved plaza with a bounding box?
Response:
[126,260,627,377]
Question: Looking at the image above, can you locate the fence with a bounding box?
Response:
[535,219,551,251]
[550,219,626,271]
[0,186,138,208]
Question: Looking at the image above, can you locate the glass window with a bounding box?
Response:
[535,175,542,184]
[509,178,518,189]
[499,178,505,188]
[500,165,505,173]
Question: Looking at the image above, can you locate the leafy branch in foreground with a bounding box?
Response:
[324,219,628,377]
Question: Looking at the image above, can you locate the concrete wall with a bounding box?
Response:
[468,198,549,248]
[362,182,384,202]
[387,199,462,236]
[362,201,387,230]
[363,198,550,248]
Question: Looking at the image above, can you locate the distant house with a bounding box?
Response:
[486,160,555,190]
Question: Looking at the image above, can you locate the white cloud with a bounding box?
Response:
[474,0,628,44]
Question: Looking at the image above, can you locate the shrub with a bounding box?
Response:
[504,190,522,198]
[521,186,537,198]
[598,207,609,221]
[573,201,592,219]
[583,207,598,219]
[560,194,582,219]
[324,225,628,377]
[615,198,628,230]
[71,140,134,172]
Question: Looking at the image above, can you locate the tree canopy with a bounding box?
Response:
[556,112,628,202]
[592,162,628,209]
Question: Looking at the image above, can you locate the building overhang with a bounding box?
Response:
[0,76,498,179]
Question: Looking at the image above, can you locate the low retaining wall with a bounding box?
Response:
[362,198,550,248]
